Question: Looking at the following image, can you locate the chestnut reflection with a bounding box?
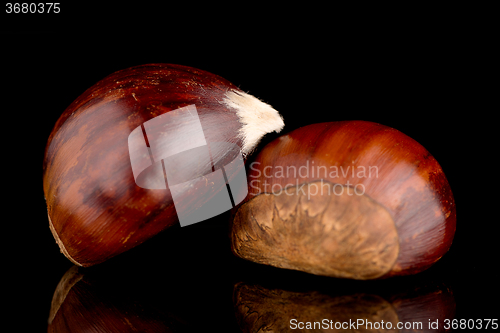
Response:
[47,266,195,333]
[233,280,455,332]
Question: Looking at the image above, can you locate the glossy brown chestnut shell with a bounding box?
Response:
[43,63,283,267]
[230,121,456,279]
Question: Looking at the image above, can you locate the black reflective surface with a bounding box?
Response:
[42,220,496,332]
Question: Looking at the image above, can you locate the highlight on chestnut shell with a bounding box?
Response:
[230,121,456,280]
[43,63,285,267]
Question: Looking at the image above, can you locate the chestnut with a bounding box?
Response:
[43,63,284,267]
[230,121,456,279]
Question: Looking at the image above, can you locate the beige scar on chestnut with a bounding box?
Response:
[232,182,399,280]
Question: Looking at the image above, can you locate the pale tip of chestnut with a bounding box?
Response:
[48,211,83,267]
[223,90,285,155]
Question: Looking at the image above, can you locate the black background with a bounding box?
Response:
[2,6,498,332]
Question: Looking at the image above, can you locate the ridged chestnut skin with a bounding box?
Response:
[230,121,456,279]
[43,64,247,267]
